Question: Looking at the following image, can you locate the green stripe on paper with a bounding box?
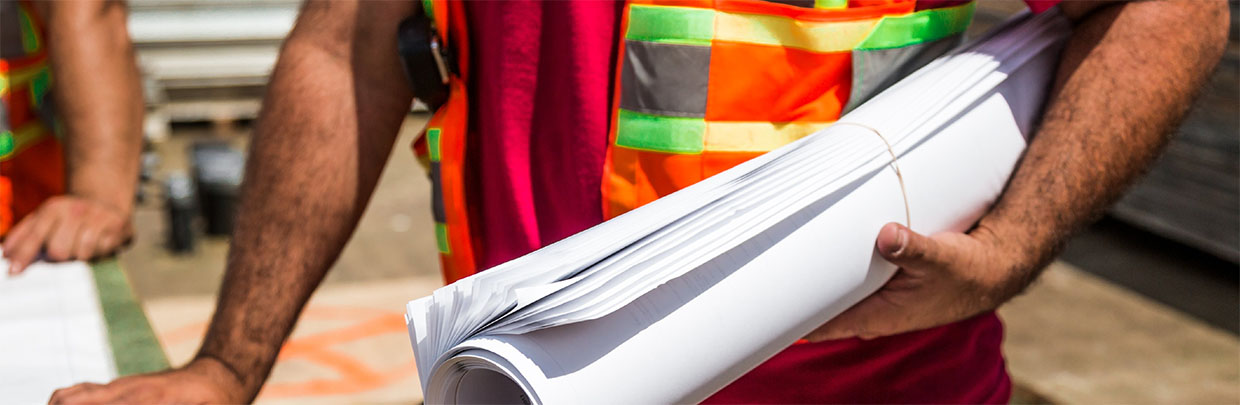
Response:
[92,260,171,376]
[615,109,705,154]
[435,222,451,254]
[427,128,442,162]
[856,2,975,50]
[625,4,715,46]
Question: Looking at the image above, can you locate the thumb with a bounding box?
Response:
[875,222,947,270]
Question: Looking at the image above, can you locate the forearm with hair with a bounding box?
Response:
[193,1,416,399]
[975,0,1228,299]
[43,0,143,213]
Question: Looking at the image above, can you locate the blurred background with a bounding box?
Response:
[111,1,1238,403]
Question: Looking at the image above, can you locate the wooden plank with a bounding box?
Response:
[92,260,172,376]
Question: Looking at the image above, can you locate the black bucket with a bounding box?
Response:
[165,172,196,253]
[191,141,244,236]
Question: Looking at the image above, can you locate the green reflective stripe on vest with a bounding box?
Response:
[30,69,50,106]
[427,128,442,162]
[626,5,715,46]
[0,122,49,162]
[616,109,705,154]
[0,131,14,159]
[435,222,450,254]
[421,0,435,22]
[18,7,40,53]
[814,0,848,9]
[855,2,975,50]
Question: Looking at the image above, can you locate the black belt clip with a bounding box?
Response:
[397,13,455,111]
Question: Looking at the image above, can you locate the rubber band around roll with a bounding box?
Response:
[833,122,911,228]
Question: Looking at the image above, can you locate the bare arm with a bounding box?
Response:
[46,0,144,213]
[972,0,1229,299]
[197,0,417,398]
[3,0,143,272]
[49,0,418,402]
[812,0,1230,340]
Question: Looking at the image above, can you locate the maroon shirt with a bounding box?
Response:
[464,1,1056,402]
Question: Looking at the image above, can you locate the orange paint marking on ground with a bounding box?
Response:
[158,305,419,399]
[277,313,407,357]
[292,305,407,321]
[260,346,418,398]
[159,307,396,345]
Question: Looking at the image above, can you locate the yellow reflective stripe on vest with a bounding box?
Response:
[0,61,48,96]
[704,121,833,152]
[814,0,849,9]
[715,12,880,53]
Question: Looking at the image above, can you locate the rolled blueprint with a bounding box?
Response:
[407,10,1069,404]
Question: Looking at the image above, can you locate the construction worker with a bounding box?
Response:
[1,0,144,274]
[51,0,1227,403]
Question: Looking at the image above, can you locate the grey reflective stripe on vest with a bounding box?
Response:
[843,34,963,113]
[762,0,816,8]
[0,98,9,134]
[619,40,711,118]
[429,162,446,223]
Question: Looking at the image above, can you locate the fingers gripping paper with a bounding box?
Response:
[406,11,1069,404]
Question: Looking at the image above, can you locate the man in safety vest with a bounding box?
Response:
[1,0,144,274]
[52,0,1227,403]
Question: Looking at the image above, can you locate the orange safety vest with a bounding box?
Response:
[415,0,975,283]
[0,0,65,236]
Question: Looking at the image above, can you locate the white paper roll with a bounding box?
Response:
[408,10,1068,404]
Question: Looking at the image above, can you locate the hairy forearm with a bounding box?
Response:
[976,1,1228,295]
[43,0,143,213]
[195,1,416,399]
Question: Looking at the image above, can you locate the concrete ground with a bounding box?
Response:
[115,114,1240,404]
[1002,263,1238,404]
[143,276,440,403]
[123,117,440,301]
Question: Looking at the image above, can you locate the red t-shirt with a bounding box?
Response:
[464,1,1056,402]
